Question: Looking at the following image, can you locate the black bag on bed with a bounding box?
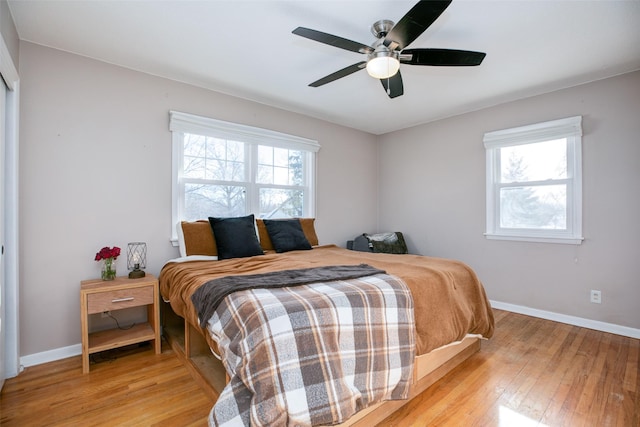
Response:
[348,232,408,254]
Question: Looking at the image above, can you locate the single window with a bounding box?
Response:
[169,111,319,245]
[484,116,583,244]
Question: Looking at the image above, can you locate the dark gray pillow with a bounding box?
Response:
[263,219,312,253]
[208,215,263,260]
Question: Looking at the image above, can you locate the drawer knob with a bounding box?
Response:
[111,297,135,303]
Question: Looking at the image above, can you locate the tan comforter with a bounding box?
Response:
[160,245,494,355]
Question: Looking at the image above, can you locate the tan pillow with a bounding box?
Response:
[256,218,318,251]
[181,220,217,256]
[299,218,319,246]
[256,219,273,251]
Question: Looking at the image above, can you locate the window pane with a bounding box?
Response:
[205,138,226,160]
[207,142,244,181]
[500,185,567,229]
[184,183,246,220]
[184,134,206,156]
[257,164,273,184]
[257,146,304,185]
[501,139,567,183]
[258,145,273,165]
[226,140,245,162]
[257,145,273,184]
[183,134,207,179]
[184,135,245,182]
[288,150,304,185]
[274,167,289,185]
[274,147,289,167]
[206,159,244,182]
[259,188,304,218]
[183,155,205,179]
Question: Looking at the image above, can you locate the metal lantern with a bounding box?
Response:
[127,242,147,279]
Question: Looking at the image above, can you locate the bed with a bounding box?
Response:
[160,217,494,426]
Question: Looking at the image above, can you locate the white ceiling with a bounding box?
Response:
[8,0,640,135]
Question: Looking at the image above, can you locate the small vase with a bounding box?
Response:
[101,258,117,281]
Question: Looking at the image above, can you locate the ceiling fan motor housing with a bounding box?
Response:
[371,19,395,39]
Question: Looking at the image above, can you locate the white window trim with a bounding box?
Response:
[169,111,320,152]
[484,116,584,245]
[169,111,319,245]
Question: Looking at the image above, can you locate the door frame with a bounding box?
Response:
[1,33,20,381]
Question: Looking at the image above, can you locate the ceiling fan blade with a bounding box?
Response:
[380,71,404,99]
[384,0,452,51]
[400,48,486,66]
[293,27,374,54]
[309,62,367,87]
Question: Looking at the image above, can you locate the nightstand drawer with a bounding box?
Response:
[87,285,154,314]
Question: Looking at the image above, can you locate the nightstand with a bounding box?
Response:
[80,274,161,373]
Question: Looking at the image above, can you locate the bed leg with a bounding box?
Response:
[184,322,192,358]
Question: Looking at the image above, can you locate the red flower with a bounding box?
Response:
[94,246,121,261]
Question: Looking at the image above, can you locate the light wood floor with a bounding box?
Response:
[1,309,638,426]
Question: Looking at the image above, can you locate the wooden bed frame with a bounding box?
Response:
[162,300,481,426]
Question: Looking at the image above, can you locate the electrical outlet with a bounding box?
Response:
[590,290,602,304]
[101,311,111,318]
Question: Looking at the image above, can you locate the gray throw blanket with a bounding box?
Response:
[191,264,385,327]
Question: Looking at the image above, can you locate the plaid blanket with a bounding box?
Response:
[206,273,415,427]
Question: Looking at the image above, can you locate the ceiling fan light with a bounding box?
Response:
[366,54,400,79]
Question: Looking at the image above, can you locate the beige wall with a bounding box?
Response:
[18,42,379,356]
[0,0,18,67]
[378,70,640,329]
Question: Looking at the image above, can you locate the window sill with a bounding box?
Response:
[484,233,584,245]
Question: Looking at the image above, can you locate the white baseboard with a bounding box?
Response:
[20,343,82,369]
[490,300,640,339]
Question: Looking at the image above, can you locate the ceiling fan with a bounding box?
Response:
[292,0,486,99]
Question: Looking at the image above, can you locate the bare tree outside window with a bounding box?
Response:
[182,134,246,219]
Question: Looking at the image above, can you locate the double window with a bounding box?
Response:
[484,116,583,244]
[170,111,319,243]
